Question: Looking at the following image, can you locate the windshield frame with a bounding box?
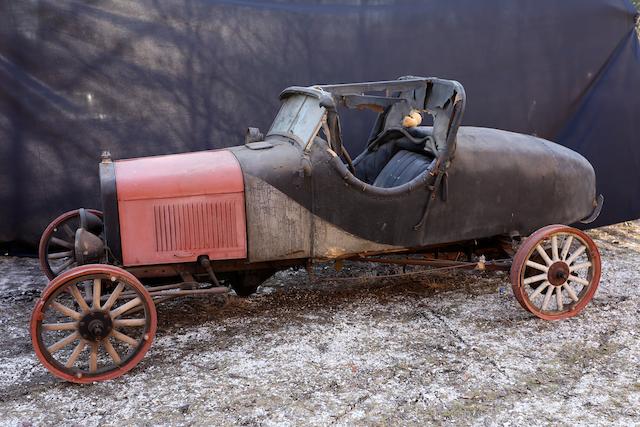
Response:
[267,88,326,149]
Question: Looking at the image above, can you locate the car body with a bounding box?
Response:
[33,77,603,383]
[96,77,598,269]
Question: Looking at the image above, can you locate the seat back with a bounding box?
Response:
[372,150,435,188]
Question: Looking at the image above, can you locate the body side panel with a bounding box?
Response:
[230,141,312,263]
[231,141,402,262]
[242,173,312,262]
[423,127,596,244]
[236,127,596,251]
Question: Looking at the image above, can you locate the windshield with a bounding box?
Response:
[267,94,325,147]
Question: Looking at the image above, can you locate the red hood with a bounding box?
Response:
[114,149,246,266]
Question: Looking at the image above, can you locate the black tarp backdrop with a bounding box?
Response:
[0,0,639,250]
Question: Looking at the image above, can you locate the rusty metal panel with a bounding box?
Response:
[114,150,244,201]
[115,150,246,266]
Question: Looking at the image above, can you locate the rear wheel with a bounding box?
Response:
[39,209,104,280]
[31,265,156,383]
[510,225,601,320]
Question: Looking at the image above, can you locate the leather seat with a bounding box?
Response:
[352,126,436,187]
[372,150,434,188]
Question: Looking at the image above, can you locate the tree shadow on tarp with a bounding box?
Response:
[0,0,639,251]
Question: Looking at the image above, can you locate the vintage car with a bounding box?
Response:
[32,77,603,383]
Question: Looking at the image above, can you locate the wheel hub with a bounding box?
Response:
[78,311,113,342]
[547,261,570,286]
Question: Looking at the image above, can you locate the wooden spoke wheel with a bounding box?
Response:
[511,224,601,320]
[31,265,157,383]
[38,209,103,280]
[39,209,104,280]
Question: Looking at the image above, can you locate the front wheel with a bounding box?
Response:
[31,265,157,383]
[510,225,601,320]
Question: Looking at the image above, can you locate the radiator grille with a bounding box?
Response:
[153,200,240,252]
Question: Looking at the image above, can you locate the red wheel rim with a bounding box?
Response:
[38,209,103,280]
[510,225,601,320]
[31,265,157,383]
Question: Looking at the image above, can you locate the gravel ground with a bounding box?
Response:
[0,222,639,426]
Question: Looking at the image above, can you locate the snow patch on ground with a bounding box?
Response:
[1,222,639,425]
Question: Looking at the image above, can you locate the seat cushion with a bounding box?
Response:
[352,141,400,184]
[372,150,433,188]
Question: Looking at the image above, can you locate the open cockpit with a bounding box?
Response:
[267,77,466,190]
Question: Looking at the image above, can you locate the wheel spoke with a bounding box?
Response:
[42,322,77,331]
[54,258,76,274]
[523,273,547,285]
[50,237,73,249]
[551,236,559,261]
[103,339,122,365]
[526,260,548,273]
[65,340,86,368]
[102,283,125,311]
[84,283,93,304]
[111,330,139,347]
[535,244,553,266]
[560,236,573,261]
[47,331,80,354]
[92,278,102,309]
[51,302,82,320]
[563,284,580,302]
[48,251,72,260]
[89,344,98,373]
[541,287,554,311]
[69,285,91,313]
[568,274,590,286]
[114,318,146,327]
[62,224,75,239]
[110,297,142,319]
[570,262,592,272]
[123,305,147,316]
[556,287,564,310]
[529,281,550,300]
[566,245,587,265]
